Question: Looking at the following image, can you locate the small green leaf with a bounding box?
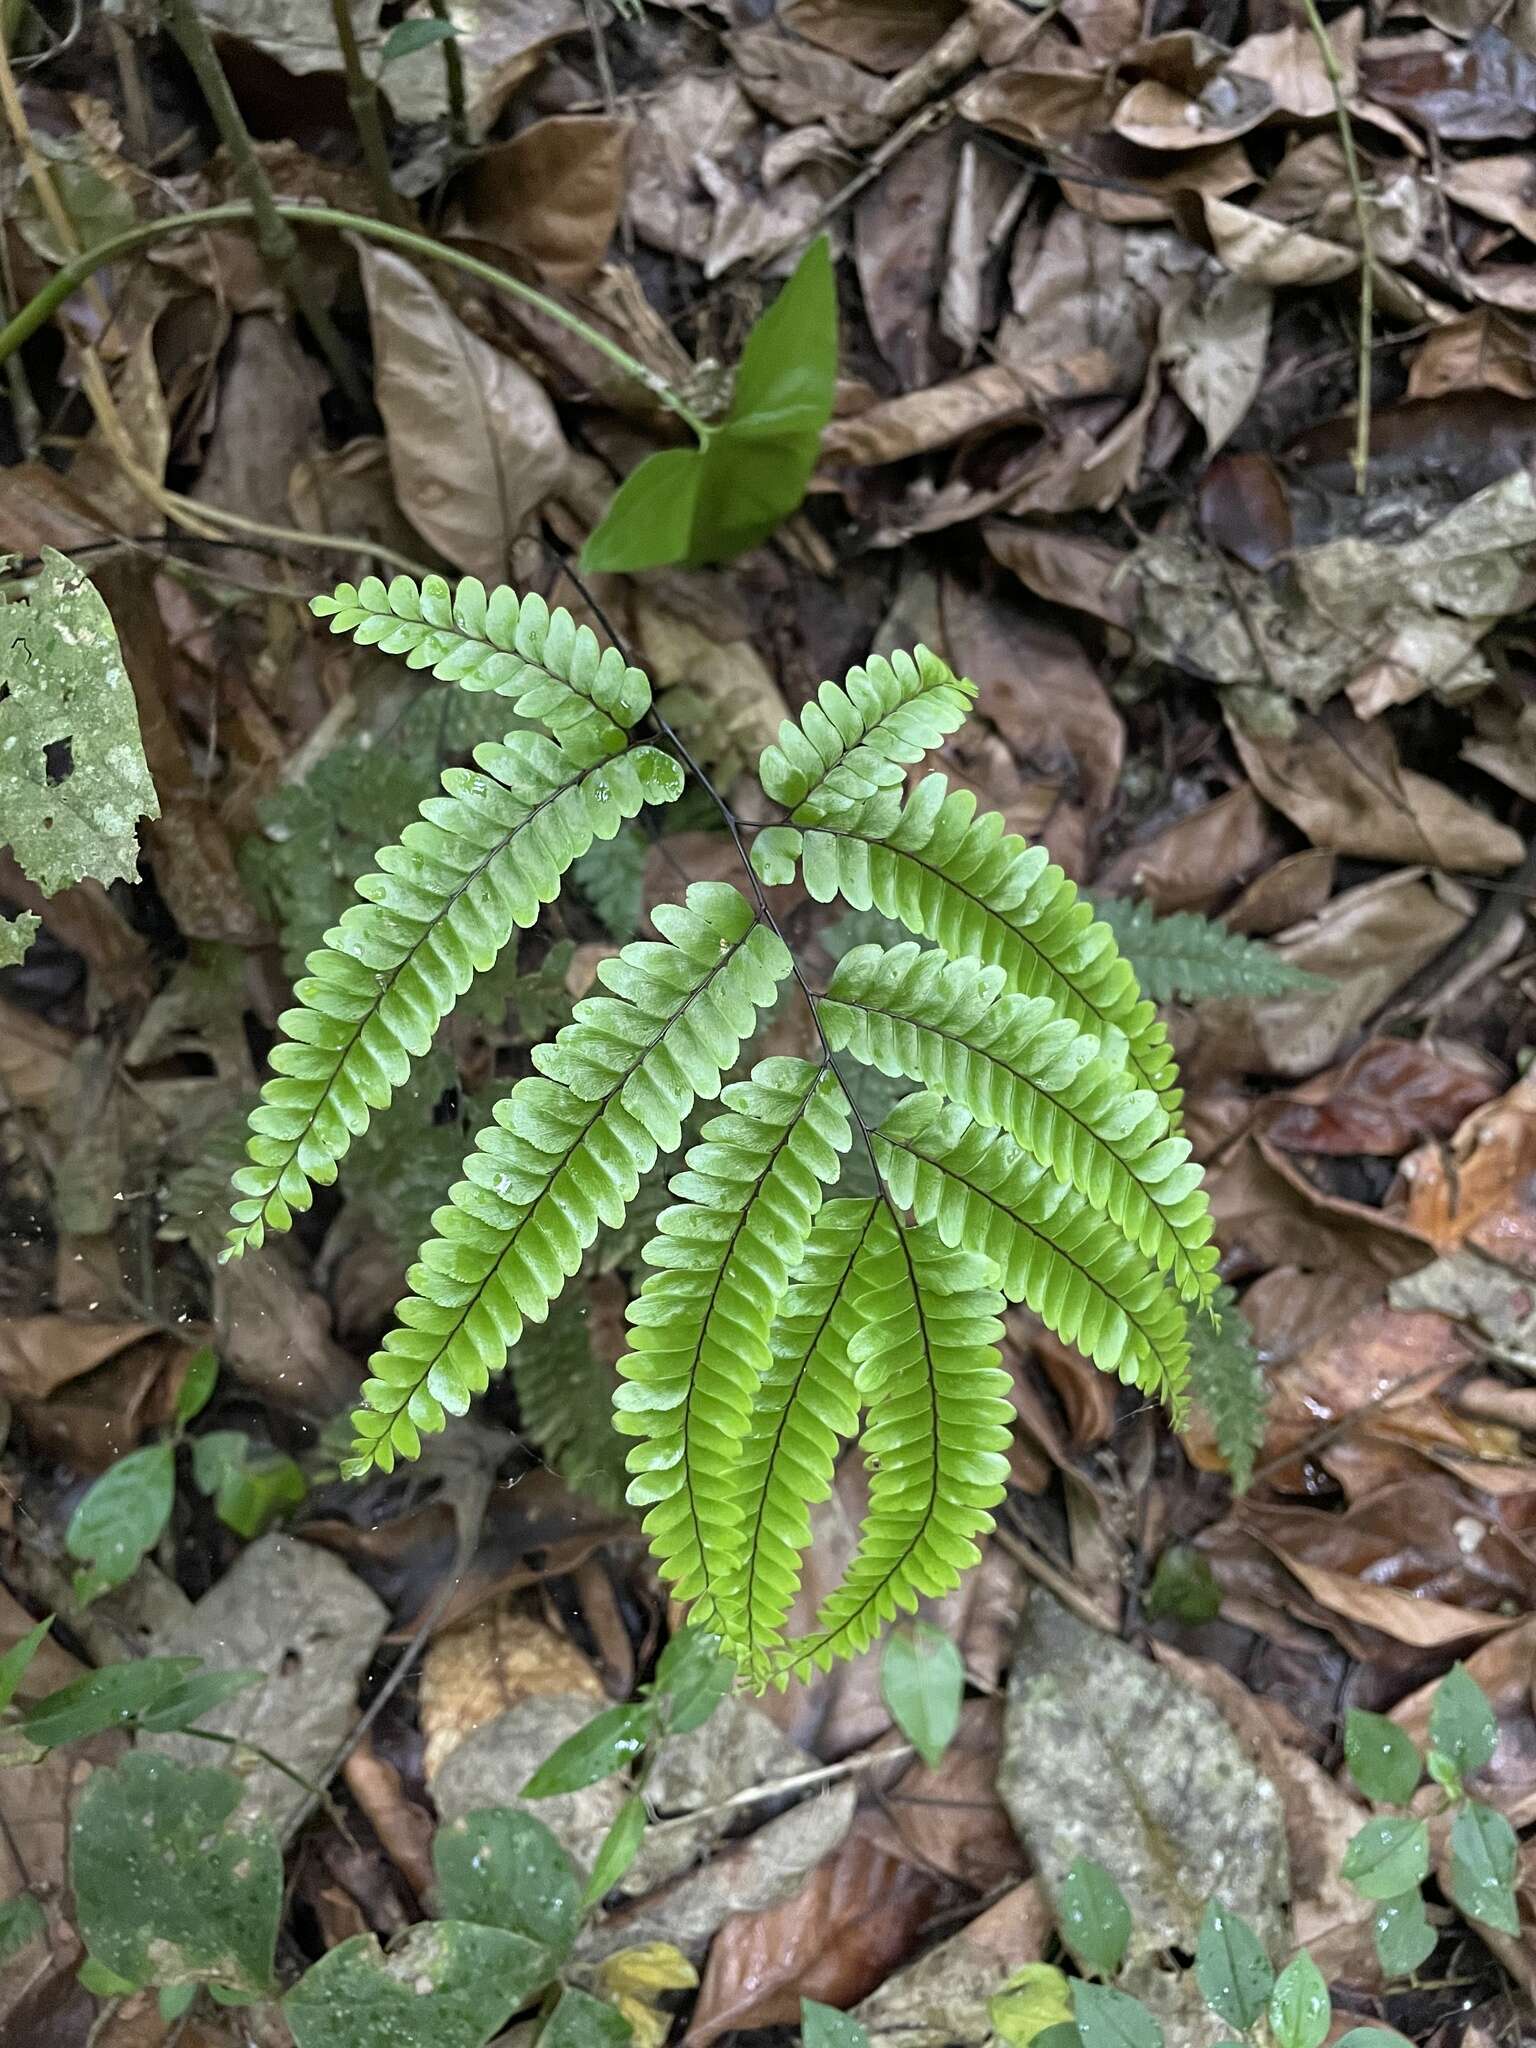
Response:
[1072,1979,1162,2048]
[1344,1710,1421,1807]
[1268,1952,1330,2048]
[65,1442,175,1603]
[654,1626,735,1736]
[174,1346,219,1426]
[988,1963,1075,2048]
[132,1666,264,1734]
[0,1615,52,1712]
[1143,1543,1222,1624]
[1371,1891,1435,1978]
[79,1957,138,1997]
[434,1807,581,1956]
[752,825,804,888]
[1033,2027,1085,2048]
[523,1703,650,1797]
[158,1984,197,2021]
[583,237,837,574]
[380,15,458,60]
[880,1622,963,1770]
[542,1985,635,2048]
[71,1754,282,1994]
[803,1999,872,2048]
[1334,2032,1415,2048]
[583,1793,648,1906]
[0,549,159,894]
[1448,1800,1520,1935]
[1194,1900,1274,2030]
[20,1655,199,1748]
[0,911,38,966]
[1341,1816,1430,1901]
[1056,1859,1131,1978]
[1429,1663,1497,1782]
[284,1921,549,2048]
[0,1892,44,1966]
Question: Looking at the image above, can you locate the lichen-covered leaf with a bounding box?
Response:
[0,549,158,893]
[284,1920,551,2048]
[70,1754,281,1994]
[0,912,38,966]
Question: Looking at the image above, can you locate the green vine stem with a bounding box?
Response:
[0,201,712,445]
[427,0,469,159]
[328,0,411,229]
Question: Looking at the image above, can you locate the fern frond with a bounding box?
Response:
[874,1094,1190,1410]
[223,737,684,1259]
[755,774,1180,1117]
[346,884,790,1474]
[312,575,651,755]
[821,943,1218,1308]
[731,1196,881,1674]
[1187,1282,1268,1493]
[506,1293,629,1508]
[615,1060,852,1628]
[774,1216,1012,1678]
[759,648,975,823]
[1087,898,1329,1004]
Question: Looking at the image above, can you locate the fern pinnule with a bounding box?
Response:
[224,735,684,1260]
[758,647,974,823]
[1187,1281,1268,1493]
[1087,896,1329,1004]
[615,1060,851,1628]
[347,883,791,1475]
[873,1093,1190,1411]
[774,1216,1012,1678]
[758,774,1181,1118]
[730,1197,880,1674]
[822,942,1218,1307]
[313,574,651,754]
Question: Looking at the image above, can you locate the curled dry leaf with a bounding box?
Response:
[458,116,629,289]
[356,242,570,587]
[1388,1067,1536,1259]
[0,1316,156,1402]
[1360,24,1536,142]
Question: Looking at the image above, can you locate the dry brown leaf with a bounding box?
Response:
[1390,1068,1536,1256]
[1225,849,1336,934]
[822,364,1034,466]
[379,0,583,135]
[1407,310,1536,400]
[634,601,790,777]
[0,996,73,1111]
[357,241,569,586]
[684,1819,946,2046]
[1160,270,1272,452]
[0,1315,156,1401]
[781,0,962,72]
[1262,1038,1503,1157]
[958,39,1118,147]
[1000,208,1170,401]
[1098,784,1282,915]
[1184,194,1358,285]
[458,116,629,288]
[852,1880,1051,2047]
[1229,705,1524,872]
[342,1731,437,1902]
[1360,23,1536,141]
[854,126,961,388]
[984,522,1138,631]
[420,1606,605,1780]
[626,75,757,266]
[725,25,888,148]
[860,1698,1030,1890]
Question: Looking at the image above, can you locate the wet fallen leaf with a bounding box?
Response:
[853,1881,1051,2047]
[1262,1039,1503,1157]
[1361,24,1536,141]
[0,1317,156,1402]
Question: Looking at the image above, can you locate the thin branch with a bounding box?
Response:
[1299,0,1373,495]
[427,0,469,159]
[328,0,411,229]
[157,0,370,411]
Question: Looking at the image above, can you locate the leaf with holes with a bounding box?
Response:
[0,549,159,893]
[70,1754,282,1995]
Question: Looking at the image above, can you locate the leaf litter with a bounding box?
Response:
[2,1,1536,2043]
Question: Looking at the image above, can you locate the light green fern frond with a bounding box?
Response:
[874,1093,1189,1410]
[615,1060,851,1628]
[728,1196,881,1673]
[347,884,790,1474]
[755,774,1180,1117]
[758,647,974,823]
[506,1293,629,1508]
[312,574,651,755]
[821,942,1218,1306]
[224,736,684,1259]
[1087,897,1329,1004]
[1188,1282,1268,1493]
[776,1216,1012,1677]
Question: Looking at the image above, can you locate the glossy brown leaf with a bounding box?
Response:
[1263,1039,1503,1158]
[1361,25,1536,141]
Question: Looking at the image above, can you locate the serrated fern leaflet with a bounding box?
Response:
[230,575,1233,1677]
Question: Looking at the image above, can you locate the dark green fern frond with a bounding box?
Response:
[506,1293,629,1508]
[759,648,974,823]
[347,884,790,1475]
[755,774,1181,1118]
[775,1217,1012,1678]
[1087,898,1329,1004]
[874,1093,1190,1410]
[224,736,684,1259]
[1187,1282,1268,1493]
[312,574,651,755]
[821,942,1219,1307]
[731,1196,881,1675]
[615,1060,851,1628]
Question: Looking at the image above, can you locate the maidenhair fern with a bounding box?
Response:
[228,571,1230,1682]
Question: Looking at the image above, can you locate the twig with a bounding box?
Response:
[328,0,410,229]
[646,1739,918,1836]
[1299,0,1373,495]
[0,200,712,442]
[156,0,370,412]
[427,0,469,160]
